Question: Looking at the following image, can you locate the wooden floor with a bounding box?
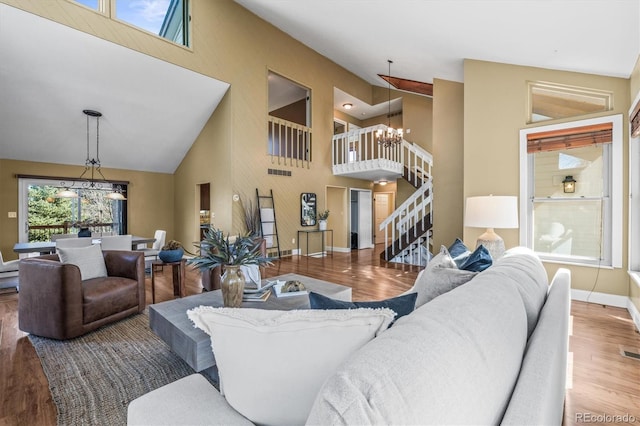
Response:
[0,248,638,425]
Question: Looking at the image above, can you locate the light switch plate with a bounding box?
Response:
[7,211,16,218]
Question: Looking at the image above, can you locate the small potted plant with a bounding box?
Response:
[158,240,184,263]
[188,227,272,307]
[317,209,330,231]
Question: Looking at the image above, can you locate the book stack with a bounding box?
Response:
[242,287,272,302]
[242,280,276,302]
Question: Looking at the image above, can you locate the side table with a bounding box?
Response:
[297,229,333,257]
[151,258,186,303]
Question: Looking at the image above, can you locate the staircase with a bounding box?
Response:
[379,141,433,265]
[331,124,434,266]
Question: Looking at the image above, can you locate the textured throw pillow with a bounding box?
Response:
[187,307,394,426]
[412,245,477,308]
[309,292,417,325]
[457,244,493,272]
[57,244,107,281]
[447,238,469,259]
[448,238,493,272]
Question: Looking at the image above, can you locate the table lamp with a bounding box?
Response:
[464,195,519,260]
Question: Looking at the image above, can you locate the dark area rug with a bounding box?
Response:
[28,311,209,426]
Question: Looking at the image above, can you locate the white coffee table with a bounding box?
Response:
[149,273,352,378]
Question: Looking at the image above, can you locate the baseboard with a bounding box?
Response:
[628,299,640,333]
[571,289,640,333]
[331,246,351,253]
[571,289,628,308]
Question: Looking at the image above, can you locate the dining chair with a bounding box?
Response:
[0,251,20,277]
[51,233,78,241]
[139,230,166,269]
[100,235,133,251]
[55,237,93,250]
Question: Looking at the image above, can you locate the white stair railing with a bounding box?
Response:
[331,123,435,266]
[379,142,434,264]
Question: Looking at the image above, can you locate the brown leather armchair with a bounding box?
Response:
[18,250,145,340]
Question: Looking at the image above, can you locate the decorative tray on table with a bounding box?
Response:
[269,280,308,298]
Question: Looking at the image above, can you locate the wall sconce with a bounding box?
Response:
[562,175,576,193]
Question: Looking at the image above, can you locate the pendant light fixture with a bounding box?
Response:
[56,109,126,200]
[377,59,403,147]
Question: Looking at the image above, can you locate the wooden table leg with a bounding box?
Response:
[172,263,180,296]
[151,266,156,303]
[179,259,186,298]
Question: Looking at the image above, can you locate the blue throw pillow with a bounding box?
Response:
[447,238,469,258]
[308,292,417,325]
[457,244,493,272]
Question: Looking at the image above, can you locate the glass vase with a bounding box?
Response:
[221,265,245,307]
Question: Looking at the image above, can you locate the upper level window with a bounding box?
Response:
[72,0,190,47]
[519,115,622,267]
[528,81,613,124]
[268,72,312,165]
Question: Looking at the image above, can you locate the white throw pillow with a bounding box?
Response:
[187,306,394,426]
[57,244,108,281]
[412,245,477,308]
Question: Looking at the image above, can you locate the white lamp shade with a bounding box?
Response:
[464,196,519,229]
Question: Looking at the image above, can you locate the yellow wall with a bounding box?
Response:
[0,159,173,260]
[432,79,465,250]
[171,1,376,253]
[464,59,630,297]
[0,0,383,255]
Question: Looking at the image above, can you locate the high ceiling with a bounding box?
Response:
[1,1,639,174]
[0,4,229,174]
[236,0,640,91]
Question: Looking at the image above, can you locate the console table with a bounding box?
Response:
[297,229,333,257]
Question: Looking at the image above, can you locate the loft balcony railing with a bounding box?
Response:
[268,116,312,169]
[332,124,403,177]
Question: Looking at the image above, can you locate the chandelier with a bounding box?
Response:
[56,109,126,200]
[377,59,403,148]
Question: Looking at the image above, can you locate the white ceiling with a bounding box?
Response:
[236,0,640,96]
[2,2,639,174]
[0,4,229,174]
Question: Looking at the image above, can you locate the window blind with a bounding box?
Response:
[526,122,612,153]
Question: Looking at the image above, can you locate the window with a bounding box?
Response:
[519,115,622,267]
[73,0,100,9]
[268,71,312,165]
[72,0,190,47]
[528,81,613,123]
[18,178,128,242]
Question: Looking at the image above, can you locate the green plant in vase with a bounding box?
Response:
[317,209,330,230]
[188,227,272,307]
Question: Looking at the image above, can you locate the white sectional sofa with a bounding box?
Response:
[128,247,571,425]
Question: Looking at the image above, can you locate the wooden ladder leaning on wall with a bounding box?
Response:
[256,189,281,259]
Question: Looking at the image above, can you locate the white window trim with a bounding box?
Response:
[629,91,640,274]
[519,114,623,268]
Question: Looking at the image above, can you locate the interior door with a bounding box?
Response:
[357,191,373,249]
[374,193,391,244]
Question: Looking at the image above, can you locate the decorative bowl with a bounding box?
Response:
[158,248,184,263]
